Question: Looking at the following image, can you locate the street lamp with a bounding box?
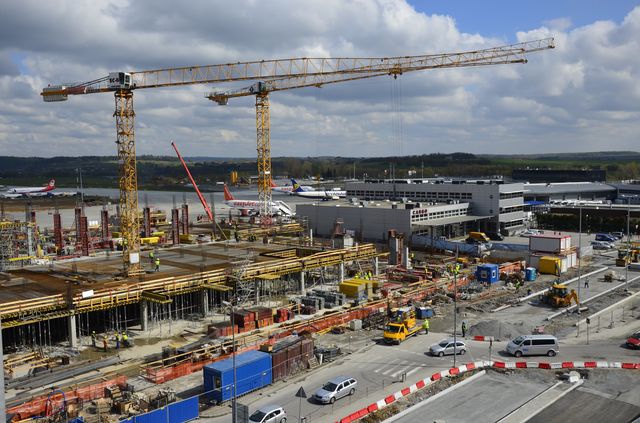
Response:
[626,198,631,292]
[222,299,237,423]
[577,206,582,313]
[453,246,459,368]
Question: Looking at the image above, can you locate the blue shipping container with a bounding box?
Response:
[204,350,272,403]
[475,264,500,283]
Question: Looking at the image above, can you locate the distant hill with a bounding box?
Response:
[0,151,638,189]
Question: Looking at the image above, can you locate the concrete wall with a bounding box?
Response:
[297,204,412,241]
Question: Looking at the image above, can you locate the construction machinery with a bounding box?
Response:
[383,307,421,344]
[616,246,640,267]
[540,284,579,308]
[41,38,554,274]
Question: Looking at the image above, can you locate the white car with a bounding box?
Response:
[591,240,614,250]
[519,229,541,237]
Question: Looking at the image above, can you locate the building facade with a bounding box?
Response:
[344,179,525,235]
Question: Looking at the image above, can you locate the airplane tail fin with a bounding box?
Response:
[46,179,55,190]
[223,184,235,201]
[291,178,304,193]
[270,180,277,188]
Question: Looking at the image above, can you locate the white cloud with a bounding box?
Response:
[0,1,638,157]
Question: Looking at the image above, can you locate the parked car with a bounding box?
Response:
[591,240,614,250]
[520,229,541,237]
[506,335,559,357]
[313,376,357,404]
[611,232,625,240]
[486,232,504,241]
[429,339,466,357]
[626,332,640,349]
[249,405,287,423]
[595,233,617,243]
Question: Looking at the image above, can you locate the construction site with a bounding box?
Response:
[2,35,640,423]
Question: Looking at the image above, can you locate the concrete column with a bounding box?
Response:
[140,301,149,331]
[300,271,306,294]
[373,257,379,276]
[201,290,210,317]
[68,314,78,348]
[339,262,345,282]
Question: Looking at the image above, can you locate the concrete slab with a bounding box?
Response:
[528,389,640,423]
[392,372,551,423]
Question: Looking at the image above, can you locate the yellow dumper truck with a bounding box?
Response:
[384,307,421,344]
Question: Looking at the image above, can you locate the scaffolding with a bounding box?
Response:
[0,221,36,271]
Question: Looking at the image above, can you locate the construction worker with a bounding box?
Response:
[115,332,120,349]
[461,321,468,338]
[584,278,589,288]
[149,251,155,264]
[368,271,373,279]
[422,319,430,335]
[102,336,108,352]
[91,331,97,348]
[155,257,160,272]
[122,331,129,348]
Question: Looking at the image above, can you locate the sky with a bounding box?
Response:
[0,0,639,158]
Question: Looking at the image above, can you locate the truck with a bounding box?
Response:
[383,307,421,344]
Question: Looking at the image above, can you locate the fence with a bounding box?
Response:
[120,396,198,423]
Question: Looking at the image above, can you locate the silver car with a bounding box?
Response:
[249,405,287,423]
[313,376,357,404]
[429,339,466,357]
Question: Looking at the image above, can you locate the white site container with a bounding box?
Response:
[529,234,571,253]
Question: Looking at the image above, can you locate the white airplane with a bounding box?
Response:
[224,184,294,216]
[7,179,56,196]
[290,178,346,199]
[270,180,312,194]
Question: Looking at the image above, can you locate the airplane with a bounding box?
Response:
[290,178,346,199]
[6,179,56,196]
[223,184,294,216]
[270,180,312,194]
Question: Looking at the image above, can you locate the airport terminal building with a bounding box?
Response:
[297,179,526,242]
[345,179,525,235]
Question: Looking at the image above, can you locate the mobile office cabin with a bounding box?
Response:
[204,350,272,403]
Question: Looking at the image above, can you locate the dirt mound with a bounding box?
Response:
[468,319,530,340]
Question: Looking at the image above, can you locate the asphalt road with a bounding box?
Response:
[201,328,640,423]
[388,371,552,423]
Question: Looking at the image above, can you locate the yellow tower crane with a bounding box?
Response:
[41,38,554,274]
[206,38,554,224]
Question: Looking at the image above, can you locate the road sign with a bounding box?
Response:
[295,386,307,398]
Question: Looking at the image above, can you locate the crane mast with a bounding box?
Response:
[41,38,554,274]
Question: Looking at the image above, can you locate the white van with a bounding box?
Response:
[505,335,559,357]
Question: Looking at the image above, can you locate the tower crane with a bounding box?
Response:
[206,38,555,224]
[41,38,554,275]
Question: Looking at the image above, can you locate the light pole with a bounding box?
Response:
[626,198,631,292]
[453,246,458,368]
[577,206,582,313]
[223,299,237,423]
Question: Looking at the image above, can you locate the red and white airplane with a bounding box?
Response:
[224,184,294,216]
[6,179,56,196]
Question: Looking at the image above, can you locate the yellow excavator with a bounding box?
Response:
[541,284,579,308]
